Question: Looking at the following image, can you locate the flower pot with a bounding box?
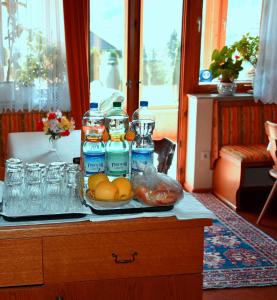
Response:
[217,81,236,96]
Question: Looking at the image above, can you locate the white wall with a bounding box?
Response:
[185,95,213,190]
[185,93,254,191]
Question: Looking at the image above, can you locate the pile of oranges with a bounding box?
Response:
[88,173,133,202]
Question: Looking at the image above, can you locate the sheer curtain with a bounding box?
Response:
[0,0,70,112]
[254,0,277,104]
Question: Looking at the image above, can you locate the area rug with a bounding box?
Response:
[194,193,277,289]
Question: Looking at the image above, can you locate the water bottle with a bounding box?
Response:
[105,101,130,178]
[81,102,106,183]
[131,100,155,176]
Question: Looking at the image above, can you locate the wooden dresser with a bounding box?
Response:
[0,216,212,300]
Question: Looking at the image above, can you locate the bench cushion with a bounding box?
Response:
[211,100,277,168]
[220,144,273,163]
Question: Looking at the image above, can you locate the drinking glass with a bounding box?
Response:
[25,165,43,210]
[49,161,66,187]
[4,166,24,201]
[38,163,47,184]
[4,158,25,207]
[45,165,63,210]
[67,163,80,189]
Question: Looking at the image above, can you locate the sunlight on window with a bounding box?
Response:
[0,0,70,112]
[200,0,262,83]
[89,0,127,113]
[140,0,183,142]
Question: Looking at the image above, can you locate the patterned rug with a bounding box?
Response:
[194,193,277,289]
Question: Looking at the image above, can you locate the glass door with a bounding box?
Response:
[89,0,127,114]
[139,0,183,177]
[139,0,183,143]
[89,0,183,177]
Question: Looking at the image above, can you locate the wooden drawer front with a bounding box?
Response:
[43,227,203,283]
[0,238,43,287]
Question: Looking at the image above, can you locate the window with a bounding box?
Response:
[89,0,127,114]
[140,0,183,142]
[89,0,183,143]
[199,0,262,83]
[0,0,70,112]
[89,0,183,178]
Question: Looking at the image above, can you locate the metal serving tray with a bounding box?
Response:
[0,185,91,222]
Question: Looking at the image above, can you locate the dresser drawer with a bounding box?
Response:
[0,238,43,287]
[43,227,203,283]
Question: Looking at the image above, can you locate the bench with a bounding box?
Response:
[211,99,277,210]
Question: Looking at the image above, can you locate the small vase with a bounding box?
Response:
[217,81,236,96]
[49,138,58,152]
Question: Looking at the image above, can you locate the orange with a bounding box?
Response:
[88,173,109,192]
[94,181,119,201]
[102,129,110,142]
[125,130,135,141]
[112,177,133,200]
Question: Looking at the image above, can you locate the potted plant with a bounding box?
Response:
[16,54,45,107]
[0,0,25,101]
[231,33,259,68]
[15,30,48,107]
[40,45,69,103]
[231,33,259,88]
[209,46,243,95]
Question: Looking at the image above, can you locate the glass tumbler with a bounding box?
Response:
[25,165,43,206]
[49,161,66,188]
[45,165,63,210]
[65,164,80,194]
[63,164,80,210]
[4,165,24,201]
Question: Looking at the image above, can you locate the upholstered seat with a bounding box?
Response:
[220,144,272,164]
[212,100,277,210]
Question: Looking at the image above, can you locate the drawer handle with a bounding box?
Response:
[112,251,138,264]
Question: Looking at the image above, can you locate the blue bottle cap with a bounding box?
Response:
[140,100,148,107]
[90,102,98,109]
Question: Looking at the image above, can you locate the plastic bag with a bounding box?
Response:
[132,165,184,206]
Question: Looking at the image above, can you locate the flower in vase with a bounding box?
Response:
[209,46,243,83]
[37,110,75,141]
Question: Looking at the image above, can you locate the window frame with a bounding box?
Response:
[88,0,256,184]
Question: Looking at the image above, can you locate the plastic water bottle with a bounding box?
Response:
[105,101,130,178]
[131,100,155,176]
[81,102,106,183]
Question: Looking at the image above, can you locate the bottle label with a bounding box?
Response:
[82,125,105,140]
[110,133,125,141]
[131,149,154,173]
[106,151,129,176]
[84,153,105,175]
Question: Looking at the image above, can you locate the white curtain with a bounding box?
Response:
[0,0,70,112]
[254,0,277,104]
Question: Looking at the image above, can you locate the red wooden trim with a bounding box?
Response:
[126,0,140,118]
[177,0,202,184]
[203,0,228,69]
